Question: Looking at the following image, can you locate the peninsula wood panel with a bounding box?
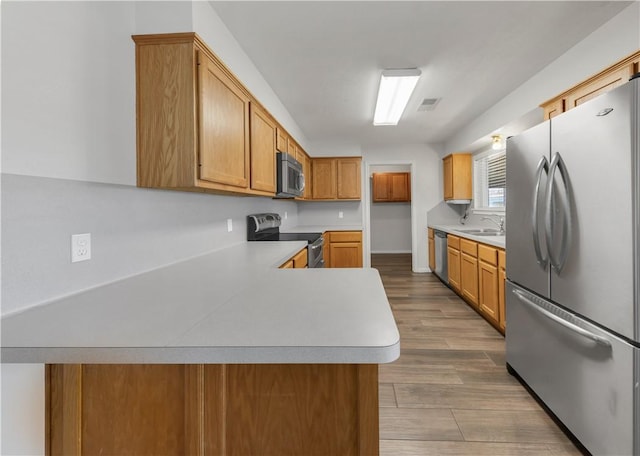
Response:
[46,363,379,456]
[249,103,276,193]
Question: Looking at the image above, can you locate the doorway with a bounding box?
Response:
[362,160,418,271]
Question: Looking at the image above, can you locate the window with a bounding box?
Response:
[473,149,506,211]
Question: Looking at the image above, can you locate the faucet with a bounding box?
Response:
[481,215,505,233]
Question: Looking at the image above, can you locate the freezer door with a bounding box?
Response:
[506,281,638,456]
[550,80,637,342]
[506,121,550,298]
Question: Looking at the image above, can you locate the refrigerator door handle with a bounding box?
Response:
[512,289,611,348]
[532,156,549,269]
[545,152,573,273]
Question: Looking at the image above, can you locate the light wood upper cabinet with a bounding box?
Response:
[442,154,472,201]
[311,157,361,200]
[198,51,250,188]
[302,154,311,199]
[337,158,362,199]
[312,159,337,199]
[541,49,640,120]
[372,173,410,202]
[276,127,289,153]
[249,103,276,193]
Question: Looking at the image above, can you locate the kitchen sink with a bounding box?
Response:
[457,228,500,234]
[472,232,504,236]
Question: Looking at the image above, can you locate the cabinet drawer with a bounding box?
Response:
[478,244,498,266]
[293,248,308,268]
[428,228,434,240]
[460,238,477,257]
[498,249,506,270]
[447,235,460,250]
[329,231,362,243]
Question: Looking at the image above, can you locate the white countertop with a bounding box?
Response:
[1,242,399,364]
[429,224,506,249]
[283,225,363,233]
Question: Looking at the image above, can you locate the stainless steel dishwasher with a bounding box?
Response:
[433,230,448,283]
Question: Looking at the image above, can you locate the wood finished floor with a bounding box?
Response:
[373,254,582,456]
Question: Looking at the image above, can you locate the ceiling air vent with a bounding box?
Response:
[418,98,441,111]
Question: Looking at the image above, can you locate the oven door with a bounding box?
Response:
[308,237,324,268]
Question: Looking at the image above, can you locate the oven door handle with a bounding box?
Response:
[311,243,322,250]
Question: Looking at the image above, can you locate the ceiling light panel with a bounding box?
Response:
[373,69,421,126]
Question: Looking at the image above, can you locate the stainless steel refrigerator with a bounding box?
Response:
[506,75,640,456]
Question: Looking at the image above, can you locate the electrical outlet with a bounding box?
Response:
[284,211,288,219]
[338,211,344,219]
[227,219,233,232]
[71,233,91,263]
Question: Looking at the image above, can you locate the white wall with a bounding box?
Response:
[446,2,640,153]
[363,144,444,272]
[369,165,411,254]
[0,2,308,453]
[297,201,362,226]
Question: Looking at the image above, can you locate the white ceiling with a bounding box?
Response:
[210,1,631,149]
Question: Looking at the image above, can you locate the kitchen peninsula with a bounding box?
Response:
[2,241,399,456]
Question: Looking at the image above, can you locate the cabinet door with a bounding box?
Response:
[276,127,288,153]
[479,261,499,326]
[303,154,311,199]
[329,242,362,268]
[372,174,391,202]
[280,260,294,269]
[499,266,506,331]
[565,63,635,109]
[198,52,250,188]
[249,104,276,193]
[543,98,564,120]
[312,159,337,199]
[428,237,435,271]
[390,173,410,201]
[447,247,461,292]
[337,158,361,199]
[443,155,453,200]
[460,253,478,307]
[293,248,308,268]
[323,232,331,267]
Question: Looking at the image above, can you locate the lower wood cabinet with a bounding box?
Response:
[326,231,363,268]
[46,363,378,456]
[478,244,500,327]
[427,229,435,271]
[444,233,505,334]
[447,235,461,292]
[460,239,478,308]
[279,248,308,269]
[498,250,507,331]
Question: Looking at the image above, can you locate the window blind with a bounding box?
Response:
[473,150,506,210]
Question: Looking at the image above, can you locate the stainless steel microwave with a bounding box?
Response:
[276,152,304,198]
